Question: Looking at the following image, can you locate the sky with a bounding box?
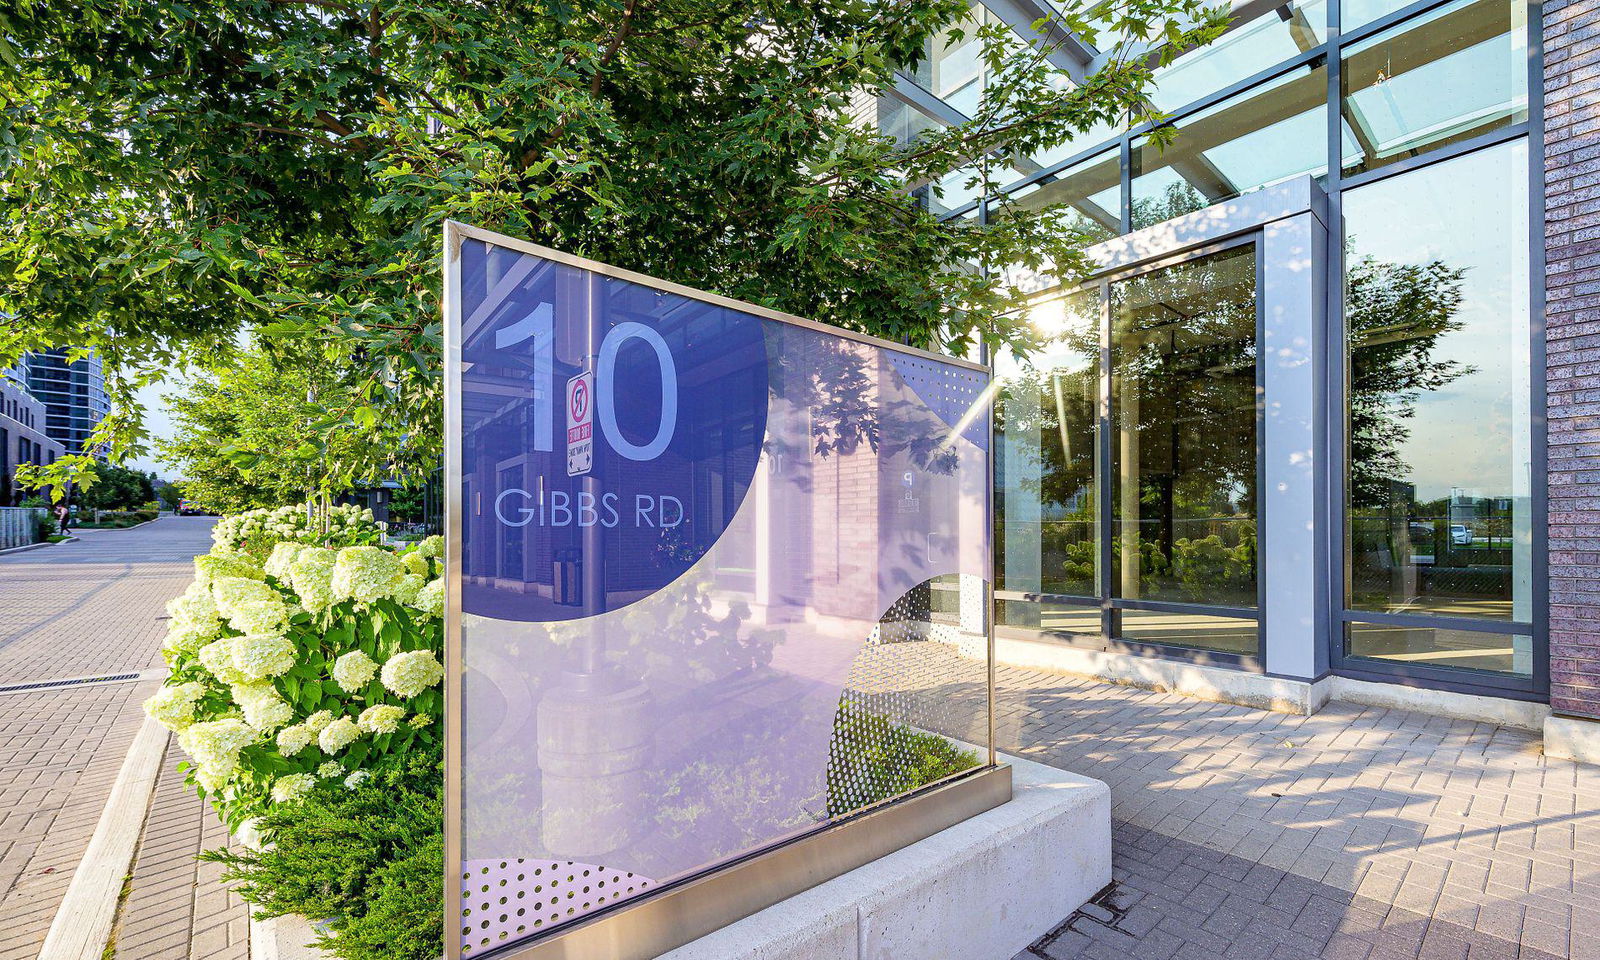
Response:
[128,374,181,479]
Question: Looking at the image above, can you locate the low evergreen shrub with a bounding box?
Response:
[203,747,443,960]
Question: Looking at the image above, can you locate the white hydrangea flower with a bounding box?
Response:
[227,599,290,636]
[197,638,248,684]
[357,703,405,734]
[194,552,265,584]
[415,535,444,559]
[344,769,372,789]
[178,718,256,781]
[211,575,280,625]
[391,574,425,607]
[317,760,344,779]
[167,582,222,633]
[331,650,379,693]
[264,541,308,580]
[408,713,433,729]
[414,578,444,619]
[232,683,293,732]
[270,772,316,803]
[402,552,430,577]
[303,709,334,733]
[276,723,313,757]
[144,682,206,731]
[196,764,232,794]
[380,650,444,698]
[317,716,361,754]
[331,546,405,603]
[230,634,296,680]
[163,623,214,656]
[290,547,338,613]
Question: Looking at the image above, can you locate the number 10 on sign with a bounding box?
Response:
[567,371,594,477]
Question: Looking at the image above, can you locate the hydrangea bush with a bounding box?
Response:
[212,503,384,560]
[146,529,446,828]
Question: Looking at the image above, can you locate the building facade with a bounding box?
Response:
[868,0,1598,745]
[1,361,66,505]
[20,348,110,458]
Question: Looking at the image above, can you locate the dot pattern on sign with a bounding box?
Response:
[824,578,983,817]
[885,353,989,452]
[458,858,653,953]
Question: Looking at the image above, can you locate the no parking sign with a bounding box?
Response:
[566,370,593,476]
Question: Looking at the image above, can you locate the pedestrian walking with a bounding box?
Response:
[53,501,70,534]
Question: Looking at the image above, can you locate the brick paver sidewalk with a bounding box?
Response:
[0,519,248,960]
[987,666,1600,960]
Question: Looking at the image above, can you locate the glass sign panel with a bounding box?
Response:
[447,228,994,955]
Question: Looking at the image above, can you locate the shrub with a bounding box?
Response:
[203,747,443,960]
[146,523,445,828]
[825,705,979,817]
[212,503,383,560]
[35,514,57,541]
[82,509,158,526]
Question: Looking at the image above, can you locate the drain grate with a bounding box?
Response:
[0,672,145,695]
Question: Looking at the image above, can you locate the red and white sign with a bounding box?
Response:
[566,371,594,476]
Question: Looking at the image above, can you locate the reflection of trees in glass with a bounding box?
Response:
[1112,248,1257,604]
[1345,254,1470,510]
[1131,180,1209,230]
[806,340,880,460]
[995,306,1098,594]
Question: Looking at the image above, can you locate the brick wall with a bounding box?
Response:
[1546,0,1600,719]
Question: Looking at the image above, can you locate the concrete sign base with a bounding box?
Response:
[659,754,1111,960]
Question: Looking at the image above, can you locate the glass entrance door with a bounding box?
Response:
[995,242,1264,662]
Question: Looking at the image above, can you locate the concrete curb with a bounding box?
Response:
[659,752,1111,960]
[37,715,169,960]
[237,823,329,960]
[251,913,327,960]
[0,535,77,556]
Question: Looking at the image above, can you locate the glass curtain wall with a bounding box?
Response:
[995,292,1101,636]
[1342,141,1533,676]
[995,245,1261,658]
[925,0,1539,685]
[1110,247,1259,617]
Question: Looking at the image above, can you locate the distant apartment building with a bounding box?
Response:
[20,348,110,458]
[1,361,65,506]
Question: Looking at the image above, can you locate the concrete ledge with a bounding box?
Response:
[1329,676,1550,734]
[1543,716,1600,765]
[994,635,1330,715]
[251,912,327,960]
[659,753,1111,960]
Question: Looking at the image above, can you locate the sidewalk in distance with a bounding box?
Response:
[0,519,250,960]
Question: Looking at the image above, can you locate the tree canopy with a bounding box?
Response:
[2,0,1227,497]
[157,344,407,512]
[77,462,158,511]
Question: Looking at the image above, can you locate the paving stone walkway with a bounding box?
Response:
[0,519,246,960]
[982,665,1600,960]
[5,525,1598,959]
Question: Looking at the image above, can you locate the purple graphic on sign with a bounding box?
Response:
[451,231,992,956]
